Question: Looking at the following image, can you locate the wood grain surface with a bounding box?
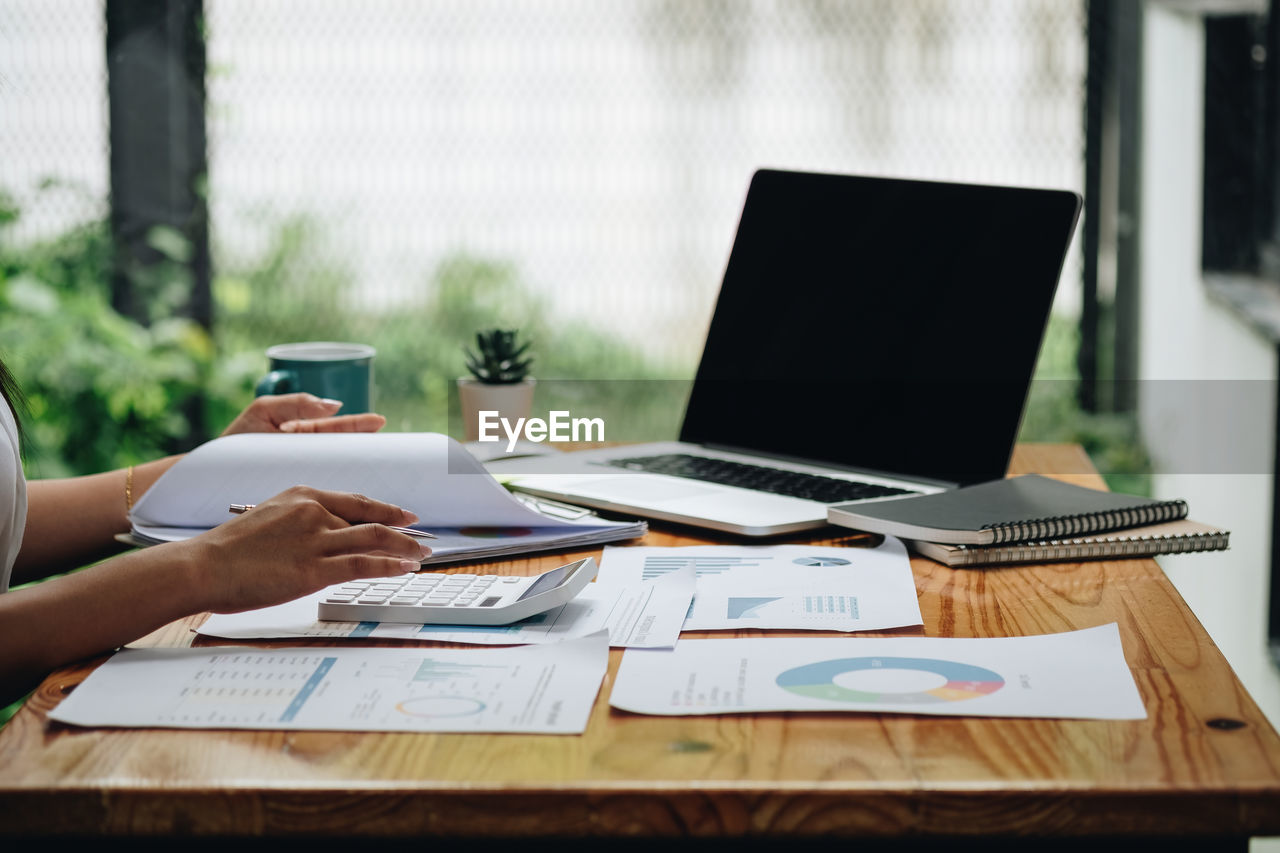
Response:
[1,444,1278,841]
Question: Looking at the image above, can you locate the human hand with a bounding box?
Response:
[221,393,387,436]
[186,486,430,613]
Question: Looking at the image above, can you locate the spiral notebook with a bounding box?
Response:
[827,474,1189,546]
[904,519,1229,568]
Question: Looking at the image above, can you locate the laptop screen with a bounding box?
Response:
[679,169,1082,487]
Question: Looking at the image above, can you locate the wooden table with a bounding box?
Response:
[2,444,1279,849]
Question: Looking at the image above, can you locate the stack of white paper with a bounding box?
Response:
[128,432,646,565]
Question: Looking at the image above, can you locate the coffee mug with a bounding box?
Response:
[255,342,376,414]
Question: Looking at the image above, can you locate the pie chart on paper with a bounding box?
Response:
[792,556,852,567]
[775,657,1005,704]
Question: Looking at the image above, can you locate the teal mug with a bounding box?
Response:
[255,342,376,414]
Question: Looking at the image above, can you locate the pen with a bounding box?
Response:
[228,503,438,539]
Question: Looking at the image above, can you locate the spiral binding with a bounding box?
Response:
[951,527,1228,567]
[980,498,1189,544]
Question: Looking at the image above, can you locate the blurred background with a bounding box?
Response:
[3,0,1097,474]
[5,5,1280,825]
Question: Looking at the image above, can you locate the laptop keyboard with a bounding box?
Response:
[605,453,920,504]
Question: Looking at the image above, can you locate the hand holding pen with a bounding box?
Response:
[188,488,431,613]
[229,503,437,539]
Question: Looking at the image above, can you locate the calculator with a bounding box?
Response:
[316,557,597,625]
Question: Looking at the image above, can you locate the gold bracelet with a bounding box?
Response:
[125,465,135,512]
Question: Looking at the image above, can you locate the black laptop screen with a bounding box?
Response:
[679,169,1082,487]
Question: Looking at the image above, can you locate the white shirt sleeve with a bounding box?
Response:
[0,396,28,593]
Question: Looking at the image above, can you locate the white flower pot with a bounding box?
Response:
[457,377,536,442]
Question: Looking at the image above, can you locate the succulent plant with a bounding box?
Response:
[463,328,534,384]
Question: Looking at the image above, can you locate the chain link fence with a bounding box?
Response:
[204,0,1085,364]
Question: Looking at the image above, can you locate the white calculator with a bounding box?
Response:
[316,557,597,625]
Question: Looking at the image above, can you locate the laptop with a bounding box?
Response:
[487,169,1083,536]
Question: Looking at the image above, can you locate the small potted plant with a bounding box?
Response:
[457,328,536,442]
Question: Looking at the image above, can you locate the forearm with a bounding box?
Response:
[0,485,427,705]
[13,456,182,583]
[0,540,206,704]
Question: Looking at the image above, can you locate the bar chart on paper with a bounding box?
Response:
[598,544,921,633]
[640,553,768,581]
[144,651,521,727]
[725,596,860,621]
[48,635,609,734]
[167,651,342,725]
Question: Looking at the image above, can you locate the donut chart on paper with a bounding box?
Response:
[792,556,851,567]
[775,656,1005,704]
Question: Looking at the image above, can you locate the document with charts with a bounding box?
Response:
[597,541,921,633]
[609,623,1146,720]
[49,633,608,734]
[197,564,695,649]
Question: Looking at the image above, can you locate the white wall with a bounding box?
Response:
[1138,0,1280,768]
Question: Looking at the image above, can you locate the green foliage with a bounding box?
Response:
[211,214,687,437]
[1,185,1152,497]
[0,187,213,478]
[464,328,534,384]
[1,187,689,477]
[1018,313,1153,495]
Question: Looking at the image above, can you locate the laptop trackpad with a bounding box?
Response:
[559,475,720,503]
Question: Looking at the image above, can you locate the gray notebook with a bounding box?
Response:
[827,475,1189,546]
